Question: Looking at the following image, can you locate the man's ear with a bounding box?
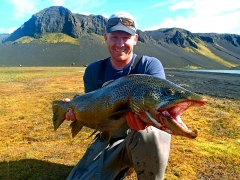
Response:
[104,33,108,43]
[134,34,138,45]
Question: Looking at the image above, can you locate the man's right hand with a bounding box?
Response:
[64,98,76,121]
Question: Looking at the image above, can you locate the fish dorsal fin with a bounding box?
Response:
[70,120,83,138]
[102,80,114,87]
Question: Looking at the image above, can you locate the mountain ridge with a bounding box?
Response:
[1,6,239,69]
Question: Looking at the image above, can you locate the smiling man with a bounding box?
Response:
[66,12,171,180]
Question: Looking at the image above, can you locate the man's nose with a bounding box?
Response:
[115,38,124,46]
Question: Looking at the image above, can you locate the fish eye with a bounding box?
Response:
[163,88,174,96]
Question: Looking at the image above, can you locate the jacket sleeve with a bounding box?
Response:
[143,56,166,79]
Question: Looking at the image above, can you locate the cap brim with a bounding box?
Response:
[106,23,135,35]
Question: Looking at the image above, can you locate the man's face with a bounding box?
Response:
[104,31,138,62]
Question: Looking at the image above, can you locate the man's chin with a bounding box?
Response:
[113,53,132,61]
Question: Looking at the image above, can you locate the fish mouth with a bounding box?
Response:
[155,99,206,138]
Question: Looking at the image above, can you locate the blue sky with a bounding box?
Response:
[0,0,240,35]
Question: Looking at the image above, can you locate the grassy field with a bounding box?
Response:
[0,67,239,180]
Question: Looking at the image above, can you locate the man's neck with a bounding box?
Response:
[110,54,133,70]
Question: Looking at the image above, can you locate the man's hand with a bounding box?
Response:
[125,111,149,130]
[64,98,76,121]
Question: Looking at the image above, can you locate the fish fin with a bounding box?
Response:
[107,108,131,120]
[52,100,68,131]
[88,128,99,139]
[86,109,130,142]
[88,129,111,143]
[101,131,111,143]
[70,120,83,138]
[104,109,131,130]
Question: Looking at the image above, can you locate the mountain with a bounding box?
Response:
[0,34,8,43]
[2,6,82,42]
[1,6,240,69]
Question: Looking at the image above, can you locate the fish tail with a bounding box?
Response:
[52,100,68,131]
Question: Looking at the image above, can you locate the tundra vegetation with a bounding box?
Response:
[0,67,239,180]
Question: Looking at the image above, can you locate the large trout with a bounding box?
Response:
[52,74,206,142]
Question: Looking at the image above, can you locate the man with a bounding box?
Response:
[66,11,171,180]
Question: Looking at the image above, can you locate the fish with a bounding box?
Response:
[52,74,206,142]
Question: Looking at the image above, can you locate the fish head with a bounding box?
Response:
[154,80,206,138]
[131,76,207,138]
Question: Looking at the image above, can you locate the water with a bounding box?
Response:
[184,69,240,75]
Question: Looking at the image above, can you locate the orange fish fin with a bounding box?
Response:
[88,128,99,139]
[70,120,83,138]
[104,109,131,130]
[101,131,111,143]
[107,108,131,120]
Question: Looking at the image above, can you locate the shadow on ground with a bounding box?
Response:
[0,159,74,180]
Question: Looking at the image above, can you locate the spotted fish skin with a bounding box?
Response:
[52,74,206,142]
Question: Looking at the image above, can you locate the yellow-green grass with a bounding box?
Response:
[184,38,238,68]
[14,33,79,45]
[0,67,239,179]
[184,65,201,69]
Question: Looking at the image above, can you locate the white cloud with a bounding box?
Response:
[0,27,17,34]
[6,0,107,21]
[70,0,107,14]
[53,0,64,6]
[8,27,18,33]
[146,1,175,9]
[0,28,6,33]
[169,1,194,10]
[144,0,240,34]
[7,0,38,19]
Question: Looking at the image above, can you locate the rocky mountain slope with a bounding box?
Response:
[1,6,239,69]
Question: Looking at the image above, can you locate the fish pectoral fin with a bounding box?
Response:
[105,109,131,129]
[70,120,83,138]
[93,109,130,135]
[107,108,131,120]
